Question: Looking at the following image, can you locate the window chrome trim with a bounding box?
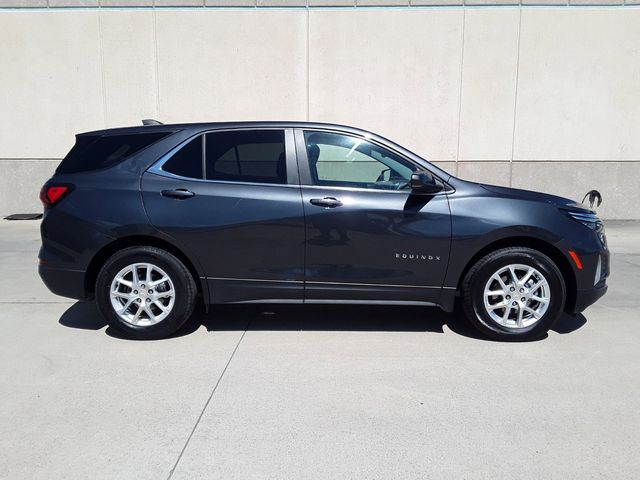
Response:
[148,126,454,193]
[148,169,302,189]
[148,131,199,177]
[299,183,450,196]
[148,127,298,188]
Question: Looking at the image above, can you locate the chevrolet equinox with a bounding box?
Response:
[39,121,609,340]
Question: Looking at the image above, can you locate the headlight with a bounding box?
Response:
[562,209,606,246]
[564,210,603,231]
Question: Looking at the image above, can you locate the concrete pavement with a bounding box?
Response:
[0,220,638,479]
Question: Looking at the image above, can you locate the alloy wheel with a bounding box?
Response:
[482,263,550,329]
[109,263,175,326]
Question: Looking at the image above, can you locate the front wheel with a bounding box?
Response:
[95,246,197,339]
[461,247,565,341]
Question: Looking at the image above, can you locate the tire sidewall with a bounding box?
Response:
[470,250,565,340]
[96,247,195,339]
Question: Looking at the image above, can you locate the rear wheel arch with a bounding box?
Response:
[457,236,577,313]
[84,235,206,301]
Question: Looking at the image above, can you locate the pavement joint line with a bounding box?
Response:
[0,301,75,304]
[166,319,251,480]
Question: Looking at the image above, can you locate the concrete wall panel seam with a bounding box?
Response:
[458,9,520,161]
[509,7,522,187]
[306,7,310,121]
[455,8,466,170]
[514,9,640,161]
[98,10,108,128]
[153,8,161,118]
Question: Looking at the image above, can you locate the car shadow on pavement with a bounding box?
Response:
[58,301,587,342]
[58,302,107,330]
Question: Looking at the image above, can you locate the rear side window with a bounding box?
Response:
[162,136,203,179]
[56,131,172,174]
[205,130,286,184]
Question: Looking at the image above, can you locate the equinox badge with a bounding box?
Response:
[395,253,441,261]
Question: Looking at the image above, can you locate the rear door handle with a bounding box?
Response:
[310,197,343,208]
[161,189,195,200]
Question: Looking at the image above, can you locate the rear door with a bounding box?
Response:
[295,129,451,305]
[141,128,305,303]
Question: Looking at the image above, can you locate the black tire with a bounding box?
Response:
[96,246,197,340]
[461,247,565,341]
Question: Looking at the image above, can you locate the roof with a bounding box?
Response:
[80,121,374,137]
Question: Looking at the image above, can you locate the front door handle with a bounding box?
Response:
[161,189,195,200]
[310,197,343,208]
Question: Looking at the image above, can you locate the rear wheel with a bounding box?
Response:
[96,246,197,339]
[461,247,565,341]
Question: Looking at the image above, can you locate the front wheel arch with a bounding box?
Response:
[456,236,577,313]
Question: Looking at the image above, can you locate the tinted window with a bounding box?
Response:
[304,131,417,191]
[162,136,203,179]
[205,130,286,184]
[56,131,172,174]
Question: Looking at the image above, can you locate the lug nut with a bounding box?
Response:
[146,298,150,303]
[148,290,153,294]
[133,290,138,295]
[520,288,524,293]
[136,298,141,303]
[521,297,526,302]
[506,295,510,300]
[140,284,145,289]
[512,301,517,306]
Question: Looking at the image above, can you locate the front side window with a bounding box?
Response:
[205,130,286,184]
[303,131,417,191]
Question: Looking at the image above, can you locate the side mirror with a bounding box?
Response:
[410,171,443,194]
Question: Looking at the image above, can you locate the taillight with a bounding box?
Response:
[40,184,73,208]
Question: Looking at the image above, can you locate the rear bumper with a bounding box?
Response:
[38,264,89,301]
[571,280,608,314]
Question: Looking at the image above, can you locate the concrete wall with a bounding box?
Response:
[1,4,639,218]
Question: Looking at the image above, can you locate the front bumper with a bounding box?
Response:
[39,264,89,301]
[571,279,608,314]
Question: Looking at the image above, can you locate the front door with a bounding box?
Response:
[142,128,305,303]
[295,129,451,304]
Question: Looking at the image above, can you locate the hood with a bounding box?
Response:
[480,184,593,212]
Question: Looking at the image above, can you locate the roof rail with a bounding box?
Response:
[142,119,163,126]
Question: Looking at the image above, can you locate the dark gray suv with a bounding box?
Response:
[39,121,609,340]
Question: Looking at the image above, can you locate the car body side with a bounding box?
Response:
[39,122,608,315]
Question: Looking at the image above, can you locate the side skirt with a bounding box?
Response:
[231,299,439,308]
[203,276,458,312]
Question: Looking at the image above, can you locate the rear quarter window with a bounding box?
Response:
[56,131,173,174]
[162,136,204,179]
